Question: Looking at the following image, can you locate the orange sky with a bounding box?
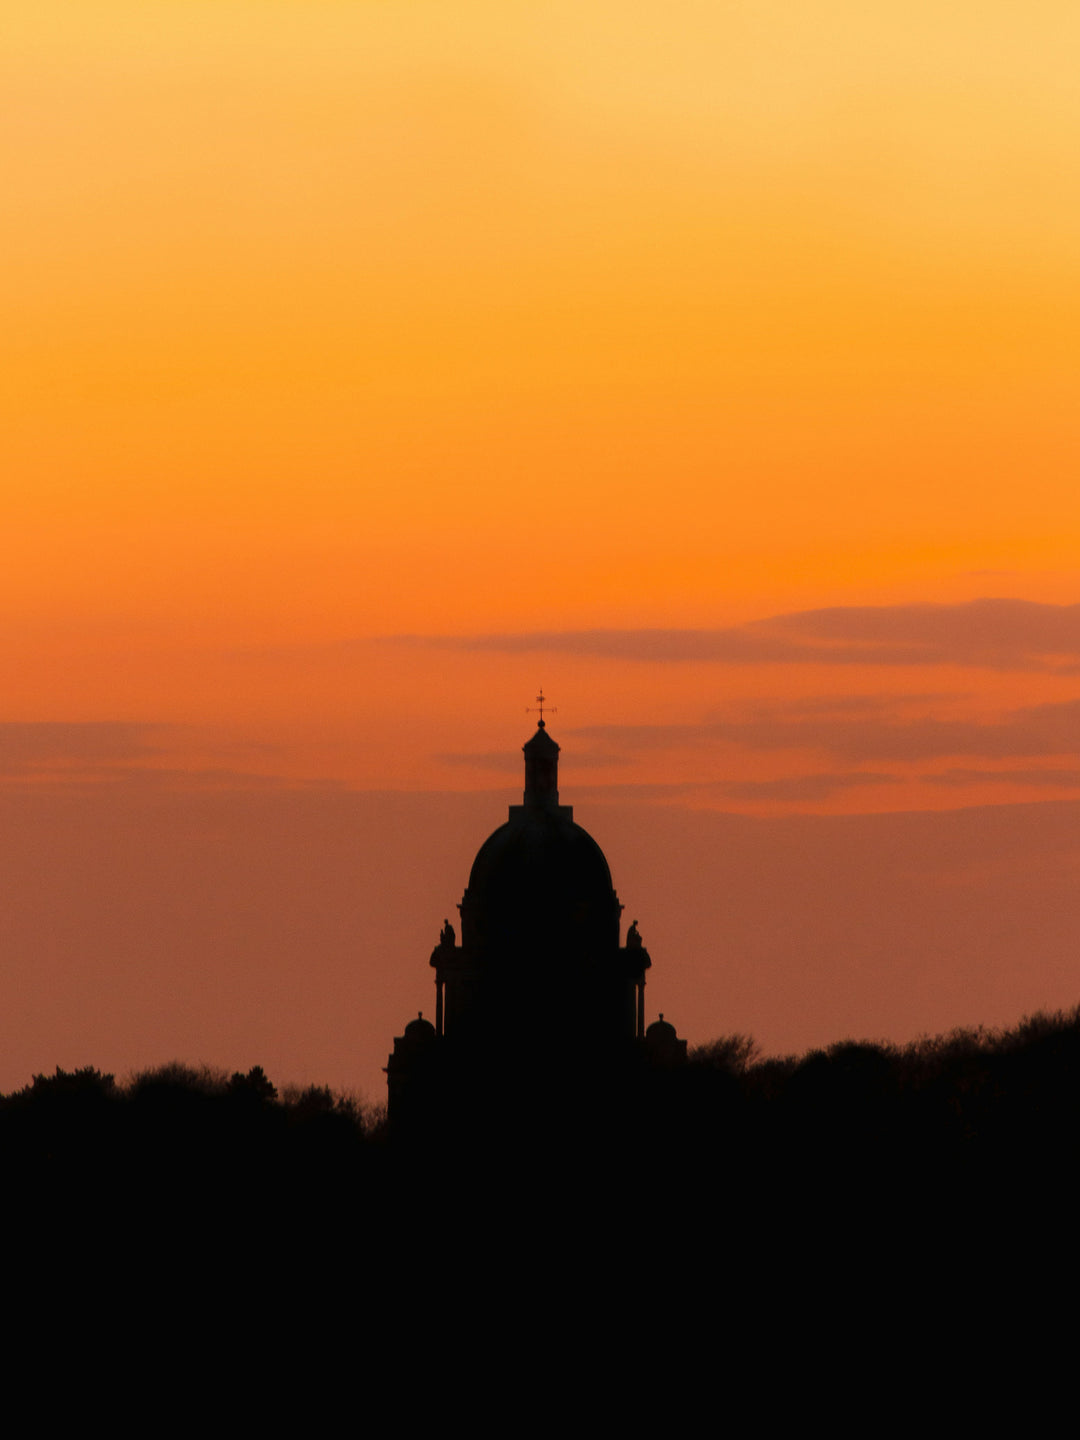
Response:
[4,4,1080,1097]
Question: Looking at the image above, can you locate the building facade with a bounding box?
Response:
[386,720,686,1121]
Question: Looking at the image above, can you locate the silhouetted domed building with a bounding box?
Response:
[386,720,687,1121]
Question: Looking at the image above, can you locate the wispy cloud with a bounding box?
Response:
[0,723,340,794]
[573,697,1080,765]
[923,767,1080,789]
[389,598,1080,672]
[0,723,157,775]
[575,772,900,804]
[776,600,1080,671]
[394,628,823,664]
[715,772,900,801]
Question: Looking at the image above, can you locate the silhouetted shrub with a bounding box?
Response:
[690,1033,761,1074]
[228,1064,278,1105]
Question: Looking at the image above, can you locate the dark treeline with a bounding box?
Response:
[3,1061,385,1237]
[9,1006,1080,1221]
[10,1016,1075,1401]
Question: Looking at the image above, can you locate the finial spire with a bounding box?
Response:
[522,700,560,807]
[526,689,556,729]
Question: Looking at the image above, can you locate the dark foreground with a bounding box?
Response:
[6,1012,1078,1414]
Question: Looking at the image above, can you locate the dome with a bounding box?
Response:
[461,804,621,962]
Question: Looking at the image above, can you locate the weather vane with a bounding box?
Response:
[526,690,556,727]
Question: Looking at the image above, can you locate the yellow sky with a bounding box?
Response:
[4,1,1080,793]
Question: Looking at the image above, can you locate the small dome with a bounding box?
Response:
[644,1013,687,1066]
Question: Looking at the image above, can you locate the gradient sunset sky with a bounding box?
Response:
[5,3,1080,1100]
